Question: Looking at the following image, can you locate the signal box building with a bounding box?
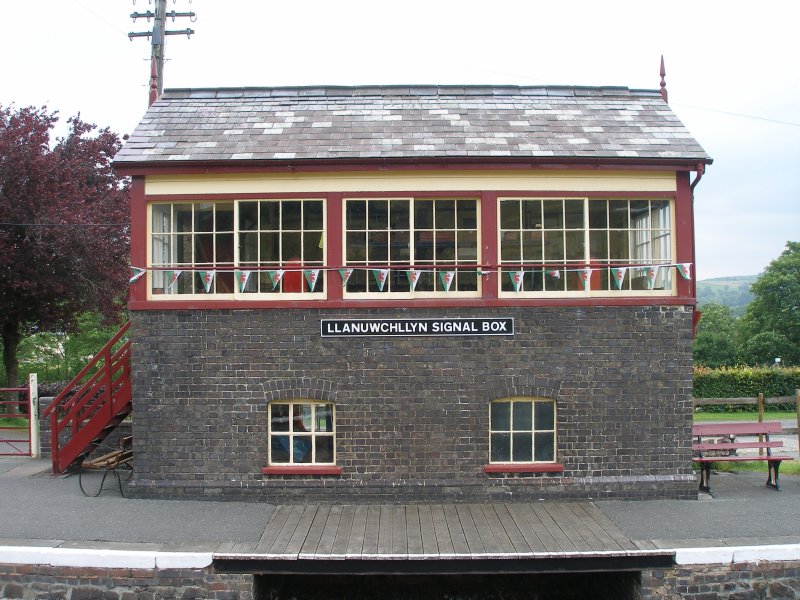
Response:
[113,83,711,502]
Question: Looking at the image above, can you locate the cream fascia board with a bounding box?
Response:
[144,170,677,196]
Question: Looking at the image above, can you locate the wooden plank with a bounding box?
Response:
[476,504,517,554]
[530,503,577,553]
[405,505,424,556]
[542,504,595,552]
[430,504,455,555]
[580,504,640,552]
[255,505,300,553]
[693,421,784,436]
[443,503,470,555]
[391,505,408,556]
[361,505,381,555]
[489,504,532,554]
[693,441,783,450]
[299,505,330,556]
[345,504,368,557]
[330,504,356,557]
[455,504,485,554]
[316,504,343,556]
[566,504,625,552]
[417,504,439,556]
[377,505,393,555]
[505,503,550,552]
[283,505,320,556]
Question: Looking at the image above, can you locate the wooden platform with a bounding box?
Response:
[214,503,673,574]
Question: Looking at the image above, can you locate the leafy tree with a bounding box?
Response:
[0,105,129,395]
[739,331,792,367]
[693,302,740,367]
[739,241,800,366]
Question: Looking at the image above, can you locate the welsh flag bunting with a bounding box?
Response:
[166,270,181,290]
[547,269,561,279]
[199,270,215,293]
[644,266,658,290]
[439,271,455,292]
[268,269,285,290]
[373,269,389,291]
[339,268,354,287]
[509,270,524,293]
[610,267,627,290]
[236,270,251,292]
[130,267,146,284]
[406,269,421,292]
[304,269,321,292]
[578,268,593,290]
[677,263,692,281]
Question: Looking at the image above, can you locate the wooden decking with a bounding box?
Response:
[215,503,664,566]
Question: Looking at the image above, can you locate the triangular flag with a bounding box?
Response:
[304,269,321,292]
[578,268,593,290]
[199,270,215,293]
[406,269,421,292]
[509,270,524,292]
[676,263,692,281]
[644,266,658,289]
[268,269,285,290]
[129,267,146,284]
[547,269,561,279]
[166,270,181,290]
[373,269,389,291]
[610,267,627,290]
[439,271,455,292]
[236,270,251,292]
[339,268,354,287]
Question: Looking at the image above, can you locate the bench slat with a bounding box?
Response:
[695,455,793,463]
[692,421,784,436]
[692,441,783,451]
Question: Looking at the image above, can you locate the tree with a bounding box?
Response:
[739,241,800,366]
[692,302,740,367]
[0,105,130,393]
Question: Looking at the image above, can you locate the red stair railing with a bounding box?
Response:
[42,321,132,474]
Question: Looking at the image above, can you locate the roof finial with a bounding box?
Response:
[659,55,668,104]
[149,55,159,107]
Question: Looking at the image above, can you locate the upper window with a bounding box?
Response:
[149,200,325,297]
[490,398,556,464]
[343,198,479,296]
[498,198,673,295]
[268,401,335,466]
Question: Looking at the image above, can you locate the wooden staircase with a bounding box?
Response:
[42,322,132,474]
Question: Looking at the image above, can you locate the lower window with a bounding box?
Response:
[490,398,556,463]
[268,401,335,465]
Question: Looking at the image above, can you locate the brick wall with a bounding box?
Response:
[128,305,695,501]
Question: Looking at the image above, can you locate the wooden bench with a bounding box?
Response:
[78,436,133,497]
[692,422,794,494]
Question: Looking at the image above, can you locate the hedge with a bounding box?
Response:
[693,366,800,412]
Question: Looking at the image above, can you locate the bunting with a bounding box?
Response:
[547,269,561,279]
[373,269,389,291]
[610,267,627,290]
[644,266,658,290]
[199,270,215,293]
[267,269,285,290]
[439,271,455,292]
[339,268,354,287]
[677,263,692,281]
[509,271,524,293]
[577,268,593,290]
[406,269,421,292]
[166,270,181,290]
[304,269,321,292]
[236,270,251,293]
[129,267,146,284]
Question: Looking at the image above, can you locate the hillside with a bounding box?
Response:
[696,275,758,315]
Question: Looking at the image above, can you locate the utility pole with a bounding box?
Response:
[129,0,196,106]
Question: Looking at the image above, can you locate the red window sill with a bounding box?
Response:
[483,463,564,474]
[261,465,342,476]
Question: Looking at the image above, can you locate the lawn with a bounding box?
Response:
[0,417,30,429]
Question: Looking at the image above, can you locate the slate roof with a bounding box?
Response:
[114,85,711,166]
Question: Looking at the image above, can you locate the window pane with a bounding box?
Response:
[521,200,541,230]
[435,200,456,229]
[282,201,302,230]
[491,402,510,431]
[414,232,434,261]
[175,204,193,232]
[304,201,324,230]
[260,232,280,263]
[271,404,290,432]
[368,200,388,229]
[512,433,533,462]
[295,404,313,432]
[512,402,532,430]
[456,200,477,228]
[535,402,555,430]
[303,233,324,262]
[589,200,608,228]
[315,436,334,463]
[194,234,214,263]
[630,200,649,226]
[456,231,477,261]
[435,232,456,261]
[391,231,410,261]
[609,201,629,229]
[260,202,280,230]
[564,200,584,229]
[347,201,367,230]
[195,204,214,232]
[491,433,510,462]
[590,231,608,260]
[152,204,171,234]
[216,204,234,231]
[293,436,312,462]
[534,432,555,462]
[501,232,521,262]
[346,231,366,262]
[543,231,564,260]
[282,232,302,261]
[500,200,520,229]
[521,231,542,261]
[414,201,434,229]
[315,404,334,432]
[368,231,389,262]
[239,201,258,231]
[543,200,563,228]
[216,233,234,263]
[390,200,410,229]
[609,231,629,260]
[564,231,585,261]
[271,436,290,463]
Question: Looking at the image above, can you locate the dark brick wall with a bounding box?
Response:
[641,562,800,599]
[128,305,696,501]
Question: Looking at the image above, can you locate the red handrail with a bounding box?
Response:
[44,321,132,473]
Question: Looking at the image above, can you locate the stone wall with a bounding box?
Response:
[128,305,695,501]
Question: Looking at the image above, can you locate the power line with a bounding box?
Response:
[672,103,800,127]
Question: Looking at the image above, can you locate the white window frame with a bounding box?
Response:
[268,400,336,466]
[489,397,557,465]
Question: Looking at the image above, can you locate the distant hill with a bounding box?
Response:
[696,275,759,316]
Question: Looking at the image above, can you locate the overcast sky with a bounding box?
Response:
[2,0,798,280]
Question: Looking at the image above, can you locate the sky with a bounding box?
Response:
[2,0,798,281]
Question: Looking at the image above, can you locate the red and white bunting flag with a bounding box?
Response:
[677,263,692,281]
[339,268,354,287]
[578,268,593,290]
[510,270,524,292]
[268,269,285,290]
[547,269,561,279]
[166,270,181,290]
[200,270,215,293]
[644,266,658,289]
[373,269,389,291]
[304,269,321,292]
[439,271,455,292]
[406,269,421,292]
[236,270,251,292]
[610,267,627,290]
[129,267,146,284]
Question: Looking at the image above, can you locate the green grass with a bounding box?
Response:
[0,417,29,428]
[693,411,797,422]
[694,461,800,476]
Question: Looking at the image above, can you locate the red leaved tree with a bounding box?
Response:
[0,105,130,392]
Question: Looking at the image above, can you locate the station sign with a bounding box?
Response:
[321,317,514,338]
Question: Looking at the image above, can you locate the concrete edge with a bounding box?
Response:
[0,546,213,569]
[674,544,800,565]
